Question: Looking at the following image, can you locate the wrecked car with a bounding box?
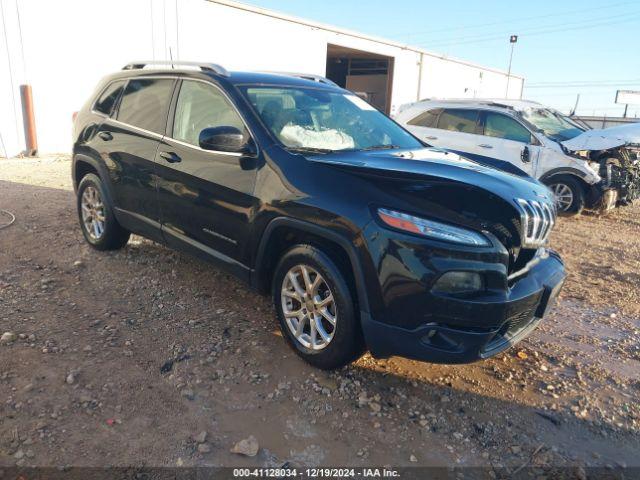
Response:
[395,99,640,216]
[72,62,566,369]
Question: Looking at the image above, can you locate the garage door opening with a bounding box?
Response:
[325,44,394,114]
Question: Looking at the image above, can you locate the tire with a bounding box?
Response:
[76,173,130,250]
[544,175,585,216]
[272,245,364,370]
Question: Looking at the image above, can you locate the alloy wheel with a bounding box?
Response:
[81,185,106,240]
[550,183,574,212]
[281,264,337,350]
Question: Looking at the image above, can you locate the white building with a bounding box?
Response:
[0,0,524,156]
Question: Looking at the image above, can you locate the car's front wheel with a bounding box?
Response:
[77,173,130,250]
[545,176,585,216]
[273,245,364,369]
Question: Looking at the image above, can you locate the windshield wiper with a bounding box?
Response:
[360,144,401,151]
[285,146,335,154]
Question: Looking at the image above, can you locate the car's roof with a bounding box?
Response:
[106,68,342,90]
[226,71,339,88]
[410,98,543,111]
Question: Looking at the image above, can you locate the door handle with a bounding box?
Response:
[98,131,113,141]
[426,135,438,140]
[478,144,493,149]
[159,151,182,163]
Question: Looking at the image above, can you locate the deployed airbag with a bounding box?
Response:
[279,125,355,150]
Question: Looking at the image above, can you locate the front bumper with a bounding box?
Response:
[361,249,566,364]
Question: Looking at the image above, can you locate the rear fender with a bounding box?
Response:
[72,153,118,212]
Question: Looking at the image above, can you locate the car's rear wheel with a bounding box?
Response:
[273,245,364,369]
[545,176,585,216]
[77,173,130,250]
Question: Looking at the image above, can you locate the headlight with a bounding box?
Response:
[377,208,490,246]
[588,161,601,173]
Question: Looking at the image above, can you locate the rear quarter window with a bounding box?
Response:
[116,78,175,134]
[93,80,126,116]
[407,108,441,128]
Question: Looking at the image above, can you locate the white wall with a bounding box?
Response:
[177,0,425,115]
[418,54,523,102]
[0,0,523,156]
[1,0,158,157]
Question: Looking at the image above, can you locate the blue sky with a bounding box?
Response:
[245,0,640,118]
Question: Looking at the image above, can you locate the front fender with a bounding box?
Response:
[251,216,374,317]
[538,147,600,185]
[539,166,599,185]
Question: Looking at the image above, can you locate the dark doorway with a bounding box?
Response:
[325,44,394,114]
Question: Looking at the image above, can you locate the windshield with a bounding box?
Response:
[520,108,586,142]
[241,86,422,152]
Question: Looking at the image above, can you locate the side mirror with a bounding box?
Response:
[199,126,252,154]
[521,145,530,163]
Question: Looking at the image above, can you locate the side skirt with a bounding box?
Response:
[114,207,253,285]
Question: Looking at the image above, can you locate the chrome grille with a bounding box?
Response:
[516,199,556,248]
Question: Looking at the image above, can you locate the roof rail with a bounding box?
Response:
[260,71,338,87]
[122,61,230,77]
[418,98,516,109]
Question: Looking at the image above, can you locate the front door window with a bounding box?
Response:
[172,81,246,147]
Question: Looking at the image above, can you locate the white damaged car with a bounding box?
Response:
[395,99,640,215]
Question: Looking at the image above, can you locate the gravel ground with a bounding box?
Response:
[1,155,639,473]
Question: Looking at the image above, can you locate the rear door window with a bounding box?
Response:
[408,108,442,128]
[94,81,125,116]
[437,109,479,134]
[116,78,175,134]
[483,112,532,143]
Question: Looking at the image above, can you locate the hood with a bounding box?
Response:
[308,147,552,206]
[561,122,640,151]
[308,147,556,256]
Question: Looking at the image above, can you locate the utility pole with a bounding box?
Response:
[570,94,580,117]
[505,35,518,98]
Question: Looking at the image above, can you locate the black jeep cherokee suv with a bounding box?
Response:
[72,61,566,369]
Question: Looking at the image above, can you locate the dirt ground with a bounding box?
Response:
[1,155,639,473]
